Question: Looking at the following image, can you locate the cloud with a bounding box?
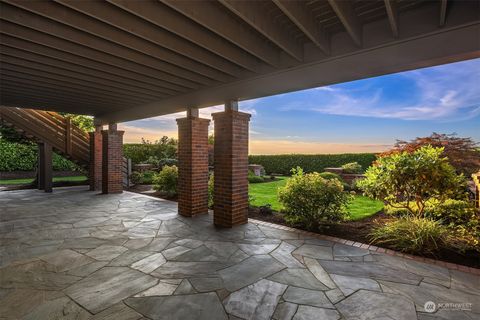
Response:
[291,59,480,121]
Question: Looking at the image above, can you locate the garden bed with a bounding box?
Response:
[248,207,480,269]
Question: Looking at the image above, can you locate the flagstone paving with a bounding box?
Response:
[1,187,479,319]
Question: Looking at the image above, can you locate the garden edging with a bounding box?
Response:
[249,218,480,275]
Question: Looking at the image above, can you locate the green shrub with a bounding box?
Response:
[159,158,177,168]
[248,170,265,183]
[142,170,155,184]
[341,162,362,174]
[123,137,177,165]
[319,172,343,181]
[384,204,412,217]
[208,174,214,208]
[424,198,478,227]
[249,153,376,175]
[278,167,351,230]
[0,139,80,171]
[358,146,466,216]
[130,171,143,184]
[370,217,448,254]
[142,156,161,167]
[153,165,178,196]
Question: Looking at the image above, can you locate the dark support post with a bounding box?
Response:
[101,123,124,194]
[212,100,251,227]
[38,142,52,193]
[176,107,210,217]
[89,124,103,191]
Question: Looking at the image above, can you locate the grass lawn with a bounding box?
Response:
[0,176,88,185]
[249,177,383,220]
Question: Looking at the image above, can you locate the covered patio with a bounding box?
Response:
[1,187,479,319]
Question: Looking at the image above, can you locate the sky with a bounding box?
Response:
[119,58,480,154]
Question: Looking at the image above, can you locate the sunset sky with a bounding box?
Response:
[119,58,480,154]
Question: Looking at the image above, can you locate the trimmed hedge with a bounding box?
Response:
[0,140,80,171]
[248,153,376,175]
[123,143,177,165]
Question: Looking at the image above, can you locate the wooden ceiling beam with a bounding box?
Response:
[327,0,363,47]
[384,0,399,38]
[440,0,448,26]
[0,22,194,91]
[104,0,259,74]
[55,0,251,77]
[273,0,330,55]
[161,0,281,68]
[218,0,304,61]
[0,1,225,86]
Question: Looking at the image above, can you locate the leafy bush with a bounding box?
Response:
[159,158,178,168]
[259,204,273,215]
[0,139,80,171]
[358,146,466,216]
[142,170,156,184]
[130,171,143,185]
[142,156,161,167]
[248,170,264,183]
[341,162,362,174]
[370,217,448,254]
[319,172,343,181]
[208,174,214,208]
[123,136,177,165]
[249,153,376,175]
[424,199,478,227]
[153,165,178,196]
[278,167,351,230]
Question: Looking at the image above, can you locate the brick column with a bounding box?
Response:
[89,126,102,191]
[176,114,210,217]
[212,109,251,227]
[38,142,52,193]
[101,124,124,194]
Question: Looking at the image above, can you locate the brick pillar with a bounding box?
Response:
[212,109,251,227]
[89,126,102,191]
[176,114,210,217]
[101,124,124,194]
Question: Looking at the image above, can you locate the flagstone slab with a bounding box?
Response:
[189,277,224,292]
[293,305,340,320]
[303,257,336,289]
[173,279,196,295]
[283,286,334,308]
[336,290,416,320]
[151,261,228,278]
[23,296,91,320]
[90,302,143,320]
[134,282,178,297]
[40,249,95,272]
[125,293,227,320]
[273,302,298,320]
[86,245,128,261]
[131,253,166,273]
[292,244,333,260]
[64,267,157,313]
[333,244,369,257]
[271,242,305,268]
[223,279,287,320]
[237,243,279,255]
[109,250,153,267]
[268,268,328,291]
[219,255,286,291]
[330,274,381,296]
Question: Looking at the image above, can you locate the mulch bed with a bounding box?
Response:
[249,207,480,269]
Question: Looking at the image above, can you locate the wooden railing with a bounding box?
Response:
[0,106,90,166]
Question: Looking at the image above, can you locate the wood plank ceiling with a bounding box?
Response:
[0,0,478,121]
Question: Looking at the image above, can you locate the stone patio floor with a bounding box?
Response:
[1,187,479,320]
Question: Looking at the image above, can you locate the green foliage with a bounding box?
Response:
[153,165,178,196]
[0,139,80,171]
[370,217,448,254]
[358,146,466,216]
[208,174,214,208]
[249,153,375,175]
[248,170,265,183]
[142,170,155,184]
[62,114,94,132]
[319,172,343,181]
[142,156,161,167]
[424,199,478,227]
[123,136,177,165]
[341,162,362,174]
[130,171,143,185]
[278,167,351,230]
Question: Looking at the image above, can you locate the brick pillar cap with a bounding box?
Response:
[211,109,251,121]
[176,116,211,124]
